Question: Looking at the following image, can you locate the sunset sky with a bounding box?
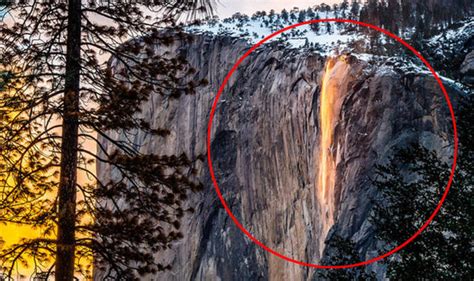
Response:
[217,0,340,17]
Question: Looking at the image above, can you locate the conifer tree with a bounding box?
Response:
[298,9,306,23]
[310,14,321,34]
[350,0,360,20]
[387,0,400,34]
[341,0,349,11]
[317,235,376,280]
[307,7,315,19]
[281,9,289,22]
[0,1,213,280]
[371,96,474,280]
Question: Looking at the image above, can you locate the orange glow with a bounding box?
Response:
[0,135,94,279]
[0,93,94,279]
[316,59,338,257]
[318,60,337,201]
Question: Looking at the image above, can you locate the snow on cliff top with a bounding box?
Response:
[187,8,473,60]
[186,9,472,91]
[428,19,473,45]
[426,19,474,59]
[186,9,368,55]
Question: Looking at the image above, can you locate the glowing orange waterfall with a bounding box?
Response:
[317,59,338,257]
[318,61,337,200]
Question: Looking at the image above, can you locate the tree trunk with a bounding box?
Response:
[55,0,81,280]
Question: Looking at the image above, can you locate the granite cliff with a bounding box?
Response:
[97,33,461,280]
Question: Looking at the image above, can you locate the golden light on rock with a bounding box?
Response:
[316,58,349,257]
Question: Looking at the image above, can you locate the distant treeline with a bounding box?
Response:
[210,0,473,39]
[358,0,473,38]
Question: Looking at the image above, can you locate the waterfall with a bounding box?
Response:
[316,57,349,258]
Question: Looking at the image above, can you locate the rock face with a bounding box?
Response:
[97,34,460,280]
[461,51,474,86]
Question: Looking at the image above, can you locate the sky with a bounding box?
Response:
[0,1,342,21]
[216,0,340,18]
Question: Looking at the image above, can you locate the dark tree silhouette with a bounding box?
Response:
[358,0,472,39]
[371,97,474,279]
[297,9,306,23]
[350,0,361,20]
[317,235,376,280]
[310,14,321,34]
[0,0,213,280]
[306,7,315,19]
[281,9,289,22]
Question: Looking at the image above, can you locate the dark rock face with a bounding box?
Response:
[325,66,458,279]
[461,51,474,86]
[97,34,460,280]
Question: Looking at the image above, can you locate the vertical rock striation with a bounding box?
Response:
[97,34,460,280]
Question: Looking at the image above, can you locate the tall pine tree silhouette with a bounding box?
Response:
[0,1,213,280]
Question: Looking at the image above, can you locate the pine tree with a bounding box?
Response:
[281,9,289,22]
[371,96,474,280]
[290,10,297,21]
[269,9,276,22]
[298,9,307,23]
[367,0,379,25]
[400,0,414,29]
[304,38,309,48]
[310,14,321,34]
[326,22,332,34]
[0,1,212,280]
[307,7,315,19]
[387,0,401,35]
[350,0,361,20]
[341,0,350,11]
[317,235,376,280]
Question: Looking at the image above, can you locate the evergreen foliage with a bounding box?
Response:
[371,96,474,280]
[0,1,213,280]
[317,235,377,280]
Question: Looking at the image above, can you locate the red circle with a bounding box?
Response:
[206,19,458,269]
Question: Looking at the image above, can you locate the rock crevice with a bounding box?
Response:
[98,34,459,280]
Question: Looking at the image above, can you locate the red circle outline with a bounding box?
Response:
[206,19,458,269]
